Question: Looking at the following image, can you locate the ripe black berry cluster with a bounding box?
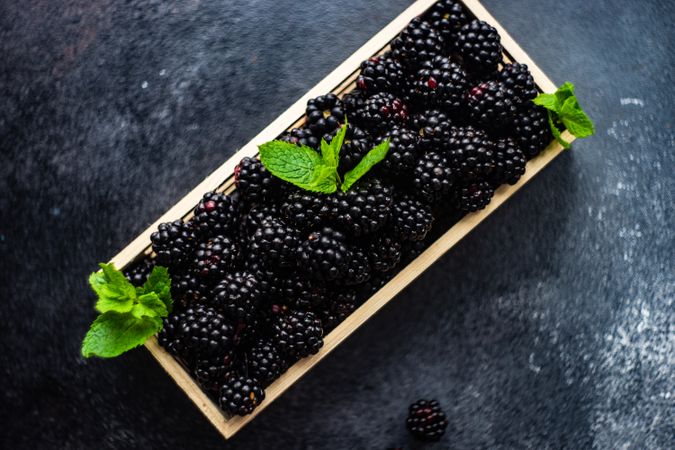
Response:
[127,0,554,419]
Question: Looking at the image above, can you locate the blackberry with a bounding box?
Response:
[391,195,434,242]
[454,181,494,212]
[491,137,526,186]
[342,90,367,123]
[343,247,372,286]
[280,190,331,230]
[353,92,409,135]
[280,273,328,311]
[324,124,372,175]
[426,0,468,48]
[272,310,324,358]
[412,109,454,152]
[194,352,235,395]
[158,305,236,359]
[194,235,239,279]
[249,219,300,268]
[245,258,285,297]
[234,157,283,204]
[447,126,496,184]
[298,227,351,281]
[328,179,393,237]
[212,272,261,324]
[219,376,265,416]
[391,17,444,68]
[358,271,393,297]
[150,220,194,268]
[406,399,449,442]
[356,53,407,96]
[124,258,154,286]
[247,339,285,387]
[402,239,429,264]
[466,81,517,132]
[170,268,210,307]
[193,192,239,238]
[305,93,344,136]
[380,126,420,176]
[366,234,402,273]
[279,127,319,149]
[317,289,359,333]
[413,152,454,204]
[408,56,468,111]
[241,203,280,238]
[499,63,538,104]
[457,20,502,77]
[512,102,552,158]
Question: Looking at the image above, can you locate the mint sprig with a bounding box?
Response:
[81,263,172,358]
[259,120,389,193]
[533,81,595,149]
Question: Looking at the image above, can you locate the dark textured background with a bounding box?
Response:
[1,0,673,448]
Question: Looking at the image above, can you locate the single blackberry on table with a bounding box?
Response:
[390,17,444,68]
[158,305,237,359]
[151,220,194,268]
[412,109,454,152]
[512,102,552,159]
[194,235,239,279]
[499,63,538,104]
[365,234,402,273]
[466,80,517,132]
[343,247,372,286]
[380,126,420,176]
[356,52,408,96]
[391,195,434,242]
[447,126,496,184]
[454,180,494,212]
[234,157,283,204]
[324,124,372,175]
[241,203,280,238]
[272,310,324,358]
[408,56,468,111]
[170,268,209,307]
[249,219,300,268]
[353,92,409,135]
[192,192,239,238]
[280,190,331,231]
[457,19,502,78]
[413,152,454,204]
[279,127,319,149]
[298,227,351,282]
[247,339,286,387]
[317,289,359,333]
[328,179,393,237]
[219,376,265,416]
[426,0,468,48]
[305,93,344,136]
[491,137,526,186]
[211,272,261,324]
[124,258,154,286]
[194,352,235,395]
[406,399,449,442]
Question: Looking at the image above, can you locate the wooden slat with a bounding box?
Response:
[104,0,572,439]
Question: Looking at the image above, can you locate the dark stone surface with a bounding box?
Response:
[1,0,673,448]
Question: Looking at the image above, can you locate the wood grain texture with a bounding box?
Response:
[105,0,573,439]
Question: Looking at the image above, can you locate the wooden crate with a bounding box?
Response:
[109,0,575,439]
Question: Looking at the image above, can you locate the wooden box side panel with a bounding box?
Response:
[105,0,571,440]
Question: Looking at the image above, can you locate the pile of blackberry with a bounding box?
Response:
[131,0,552,418]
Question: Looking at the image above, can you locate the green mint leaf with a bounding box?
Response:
[532,93,559,112]
[142,266,173,313]
[320,137,336,169]
[259,140,337,193]
[554,81,576,108]
[547,110,571,149]
[91,263,137,313]
[329,120,348,166]
[342,139,390,192]
[95,295,134,314]
[81,312,162,358]
[559,96,595,138]
[131,292,168,319]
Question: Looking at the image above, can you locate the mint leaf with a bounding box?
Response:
[95,295,134,314]
[559,96,595,138]
[547,110,571,149]
[142,266,173,313]
[91,263,137,313]
[259,140,337,193]
[554,81,575,108]
[532,93,559,112]
[131,292,168,319]
[329,120,348,166]
[320,137,336,169]
[81,312,162,358]
[342,139,390,192]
